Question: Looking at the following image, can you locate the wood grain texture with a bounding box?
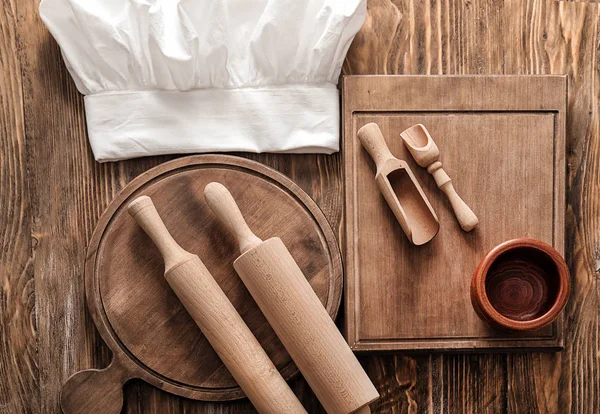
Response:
[0,0,598,413]
[0,0,38,413]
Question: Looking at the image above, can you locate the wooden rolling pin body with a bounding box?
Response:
[128,196,306,414]
[204,183,379,414]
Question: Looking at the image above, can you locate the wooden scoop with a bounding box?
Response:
[400,124,479,232]
[357,122,439,245]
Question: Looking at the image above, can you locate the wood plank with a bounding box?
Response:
[0,0,38,413]
[16,1,177,412]
[490,1,600,412]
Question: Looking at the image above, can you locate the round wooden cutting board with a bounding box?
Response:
[76,155,342,403]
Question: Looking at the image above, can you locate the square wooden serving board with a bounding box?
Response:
[342,75,567,352]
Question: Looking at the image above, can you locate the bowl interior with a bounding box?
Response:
[485,246,560,321]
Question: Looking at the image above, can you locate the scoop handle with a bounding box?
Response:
[60,356,129,414]
[204,182,262,254]
[357,123,396,170]
[440,181,479,232]
[428,162,479,232]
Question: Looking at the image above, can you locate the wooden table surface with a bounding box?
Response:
[1,0,598,413]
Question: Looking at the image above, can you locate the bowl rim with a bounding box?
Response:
[472,238,570,331]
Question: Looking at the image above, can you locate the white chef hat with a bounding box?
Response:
[39,0,366,162]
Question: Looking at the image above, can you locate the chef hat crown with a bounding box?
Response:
[40,0,366,161]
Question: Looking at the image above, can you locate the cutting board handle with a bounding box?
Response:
[357,123,396,170]
[60,356,129,414]
[204,182,263,254]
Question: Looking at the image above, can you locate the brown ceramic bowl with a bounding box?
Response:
[471,238,570,331]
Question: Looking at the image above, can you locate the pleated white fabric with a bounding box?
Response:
[39,0,366,162]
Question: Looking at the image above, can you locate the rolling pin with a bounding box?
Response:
[127,196,306,414]
[204,183,379,414]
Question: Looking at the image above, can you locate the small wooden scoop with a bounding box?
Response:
[400,124,479,232]
[357,122,439,245]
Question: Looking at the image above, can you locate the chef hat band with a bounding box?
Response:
[39,0,366,162]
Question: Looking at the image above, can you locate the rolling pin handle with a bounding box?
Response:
[60,356,129,414]
[127,196,190,271]
[204,182,263,254]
